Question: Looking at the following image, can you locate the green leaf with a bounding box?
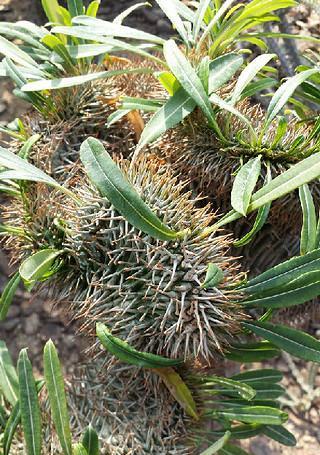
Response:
[208,53,243,94]
[242,248,320,295]
[239,77,277,100]
[67,0,83,17]
[22,67,152,92]
[69,17,165,44]
[163,40,220,133]
[18,349,42,455]
[248,151,320,213]
[231,156,261,216]
[0,272,20,321]
[0,341,19,405]
[265,69,320,127]
[0,145,79,203]
[0,35,38,69]
[136,87,196,152]
[120,96,163,112]
[82,425,99,455]
[263,425,296,447]
[299,184,317,255]
[113,2,149,25]
[19,249,63,286]
[223,382,284,401]
[193,0,212,41]
[231,369,283,384]
[155,71,180,96]
[96,322,183,368]
[200,431,231,455]
[43,340,72,455]
[86,1,100,17]
[242,270,320,309]
[72,444,88,455]
[3,380,45,455]
[219,444,252,455]
[215,406,287,425]
[154,0,189,44]
[231,54,275,104]
[234,202,270,247]
[41,35,75,70]
[156,367,199,419]
[80,137,180,241]
[201,263,224,288]
[225,341,280,362]
[201,376,256,401]
[18,134,41,159]
[41,0,64,24]
[242,321,320,363]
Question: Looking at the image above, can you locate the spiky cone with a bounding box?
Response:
[67,357,226,455]
[152,101,320,273]
[6,56,166,181]
[1,154,245,365]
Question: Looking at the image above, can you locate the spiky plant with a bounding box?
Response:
[1,141,246,365]
[68,354,291,455]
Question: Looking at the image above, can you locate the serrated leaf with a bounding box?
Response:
[242,321,320,363]
[265,69,320,127]
[0,341,19,406]
[136,87,196,153]
[44,340,72,455]
[231,54,275,104]
[82,424,99,455]
[163,40,218,130]
[19,249,63,286]
[80,137,180,241]
[156,367,199,420]
[225,341,280,362]
[299,184,317,255]
[18,349,42,455]
[231,156,261,215]
[3,381,44,455]
[0,272,20,321]
[22,67,151,92]
[202,263,224,288]
[263,425,296,447]
[200,431,231,455]
[215,406,287,425]
[96,322,183,368]
[208,53,243,94]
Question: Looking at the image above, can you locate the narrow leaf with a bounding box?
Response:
[82,425,99,455]
[231,156,261,215]
[208,53,243,94]
[263,425,296,447]
[231,369,283,384]
[0,272,20,321]
[67,0,84,17]
[219,444,253,455]
[80,137,180,241]
[202,263,224,288]
[155,367,199,420]
[154,0,189,44]
[265,69,320,127]
[18,349,42,455]
[215,406,287,425]
[242,321,320,363]
[225,341,280,362]
[299,184,317,255]
[19,249,63,286]
[72,444,88,455]
[0,341,19,405]
[200,431,231,455]
[136,87,196,153]
[96,323,183,368]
